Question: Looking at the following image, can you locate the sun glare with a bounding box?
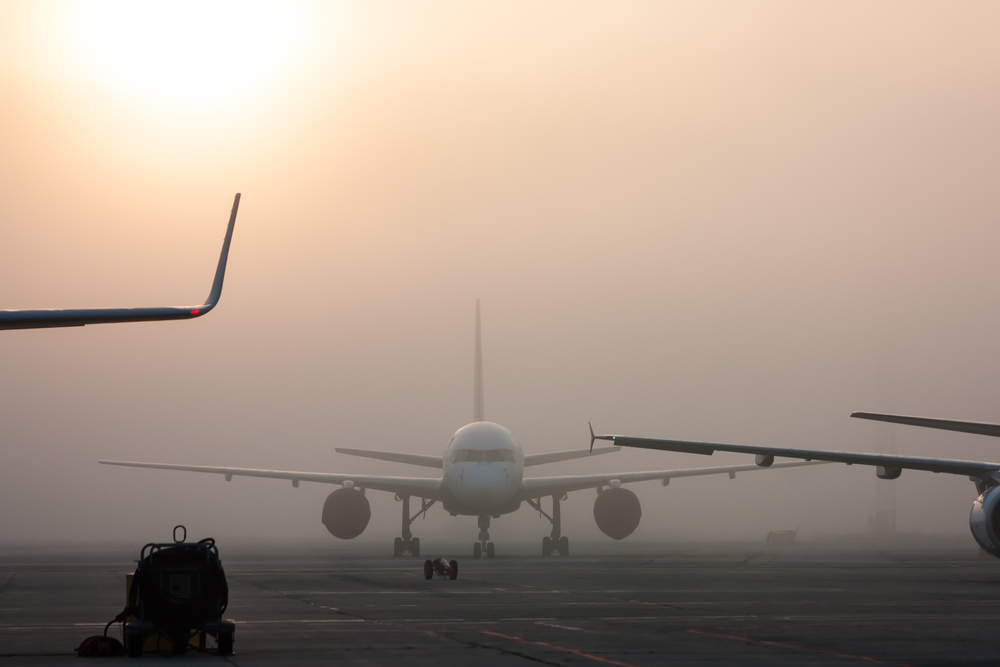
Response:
[66,1,313,110]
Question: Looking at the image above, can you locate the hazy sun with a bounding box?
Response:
[66,1,313,110]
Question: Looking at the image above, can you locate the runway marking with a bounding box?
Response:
[281,590,491,595]
[233,619,365,624]
[365,578,413,589]
[463,577,537,589]
[689,629,918,667]
[226,575,374,623]
[276,587,847,595]
[482,630,641,667]
[3,613,996,634]
[536,622,590,632]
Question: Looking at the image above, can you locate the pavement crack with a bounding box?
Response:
[435,632,565,666]
[0,573,18,597]
[738,549,768,564]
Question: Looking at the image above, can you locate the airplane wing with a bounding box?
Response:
[0,194,240,330]
[523,446,620,467]
[592,432,1000,481]
[98,459,443,499]
[333,446,622,469]
[518,460,823,499]
[335,448,443,469]
[851,412,1000,438]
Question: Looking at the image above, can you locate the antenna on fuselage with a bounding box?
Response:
[474,298,484,422]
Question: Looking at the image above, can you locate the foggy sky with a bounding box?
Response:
[1,1,999,549]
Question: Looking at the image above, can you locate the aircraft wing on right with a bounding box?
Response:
[593,424,1000,557]
[519,460,824,499]
[851,412,1000,438]
[591,433,1000,485]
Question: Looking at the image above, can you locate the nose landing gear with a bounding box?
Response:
[528,494,569,556]
[473,515,495,559]
[393,495,436,557]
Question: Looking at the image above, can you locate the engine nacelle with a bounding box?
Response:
[970,486,1000,557]
[322,488,371,539]
[593,487,641,540]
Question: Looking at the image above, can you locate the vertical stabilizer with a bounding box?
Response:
[473,299,484,422]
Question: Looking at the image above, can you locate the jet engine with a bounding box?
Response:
[970,486,1000,557]
[593,487,641,540]
[322,488,371,539]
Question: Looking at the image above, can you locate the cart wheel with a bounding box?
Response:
[126,634,143,658]
[424,560,434,580]
[217,631,234,656]
[449,560,458,580]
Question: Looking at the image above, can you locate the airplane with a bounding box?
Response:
[591,411,1000,558]
[0,194,240,330]
[100,300,820,559]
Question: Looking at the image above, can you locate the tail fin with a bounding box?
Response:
[473,299,484,422]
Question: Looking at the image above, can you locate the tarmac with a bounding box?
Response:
[0,539,998,665]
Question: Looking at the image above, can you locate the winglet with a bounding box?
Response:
[589,422,596,453]
[0,194,241,330]
[202,193,240,310]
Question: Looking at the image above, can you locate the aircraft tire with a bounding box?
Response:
[473,543,482,559]
[542,536,551,556]
[394,537,403,557]
[126,634,143,658]
[486,542,495,559]
[412,537,420,557]
[559,536,569,556]
[217,632,234,657]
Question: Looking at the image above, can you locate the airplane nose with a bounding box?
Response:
[451,464,516,511]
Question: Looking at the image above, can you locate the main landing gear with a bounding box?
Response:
[527,494,570,556]
[473,515,496,559]
[393,495,435,557]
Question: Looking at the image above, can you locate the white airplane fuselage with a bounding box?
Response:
[442,421,524,515]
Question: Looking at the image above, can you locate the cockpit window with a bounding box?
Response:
[451,449,518,464]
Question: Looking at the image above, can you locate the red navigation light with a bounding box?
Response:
[190,309,200,315]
